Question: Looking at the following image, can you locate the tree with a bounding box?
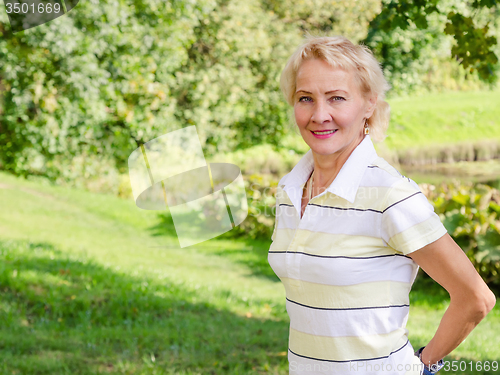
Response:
[1,0,498,189]
[0,0,208,183]
[365,0,499,86]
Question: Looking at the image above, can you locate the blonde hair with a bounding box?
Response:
[280,34,391,142]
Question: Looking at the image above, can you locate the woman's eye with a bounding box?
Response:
[298,96,344,102]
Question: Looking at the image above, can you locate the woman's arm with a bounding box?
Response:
[407,233,497,366]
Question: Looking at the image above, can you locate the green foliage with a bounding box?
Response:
[365,12,449,94]
[210,145,301,241]
[219,173,279,241]
[445,12,499,84]
[171,0,294,155]
[368,0,440,31]
[0,0,204,180]
[0,0,296,183]
[1,0,499,188]
[208,143,301,175]
[421,181,500,293]
[259,0,381,43]
[0,0,386,187]
[366,0,499,85]
[365,0,500,94]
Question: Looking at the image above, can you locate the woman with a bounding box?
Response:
[268,35,496,375]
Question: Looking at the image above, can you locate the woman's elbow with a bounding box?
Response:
[451,288,496,322]
[470,289,496,322]
[484,289,497,315]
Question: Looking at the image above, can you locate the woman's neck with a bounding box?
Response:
[310,134,364,194]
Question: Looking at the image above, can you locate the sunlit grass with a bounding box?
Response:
[385,89,500,150]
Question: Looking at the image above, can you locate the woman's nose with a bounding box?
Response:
[310,101,332,123]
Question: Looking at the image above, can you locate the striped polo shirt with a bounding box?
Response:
[268,135,447,375]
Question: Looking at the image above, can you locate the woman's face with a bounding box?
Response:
[294,58,376,158]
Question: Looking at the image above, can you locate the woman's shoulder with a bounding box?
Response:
[367,156,423,206]
[368,156,419,188]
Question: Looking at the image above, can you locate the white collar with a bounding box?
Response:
[279,135,378,206]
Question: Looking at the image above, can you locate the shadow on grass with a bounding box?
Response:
[0,239,288,375]
[148,211,179,240]
[149,212,279,282]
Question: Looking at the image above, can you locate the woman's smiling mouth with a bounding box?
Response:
[310,129,338,138]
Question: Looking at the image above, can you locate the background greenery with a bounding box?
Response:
[1,0,499,188]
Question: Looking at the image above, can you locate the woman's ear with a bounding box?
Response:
[366,94,377,118]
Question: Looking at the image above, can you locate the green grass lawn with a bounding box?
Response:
[385,89,500,150]
[0,170,499,374]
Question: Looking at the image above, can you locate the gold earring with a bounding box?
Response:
[364,119,369,135]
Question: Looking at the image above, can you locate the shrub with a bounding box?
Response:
[219,173,278,241]
[421,181,500,294]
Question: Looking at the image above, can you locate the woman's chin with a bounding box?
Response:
[309,144,341,156]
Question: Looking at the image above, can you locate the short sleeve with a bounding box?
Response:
[381,179,448,255]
